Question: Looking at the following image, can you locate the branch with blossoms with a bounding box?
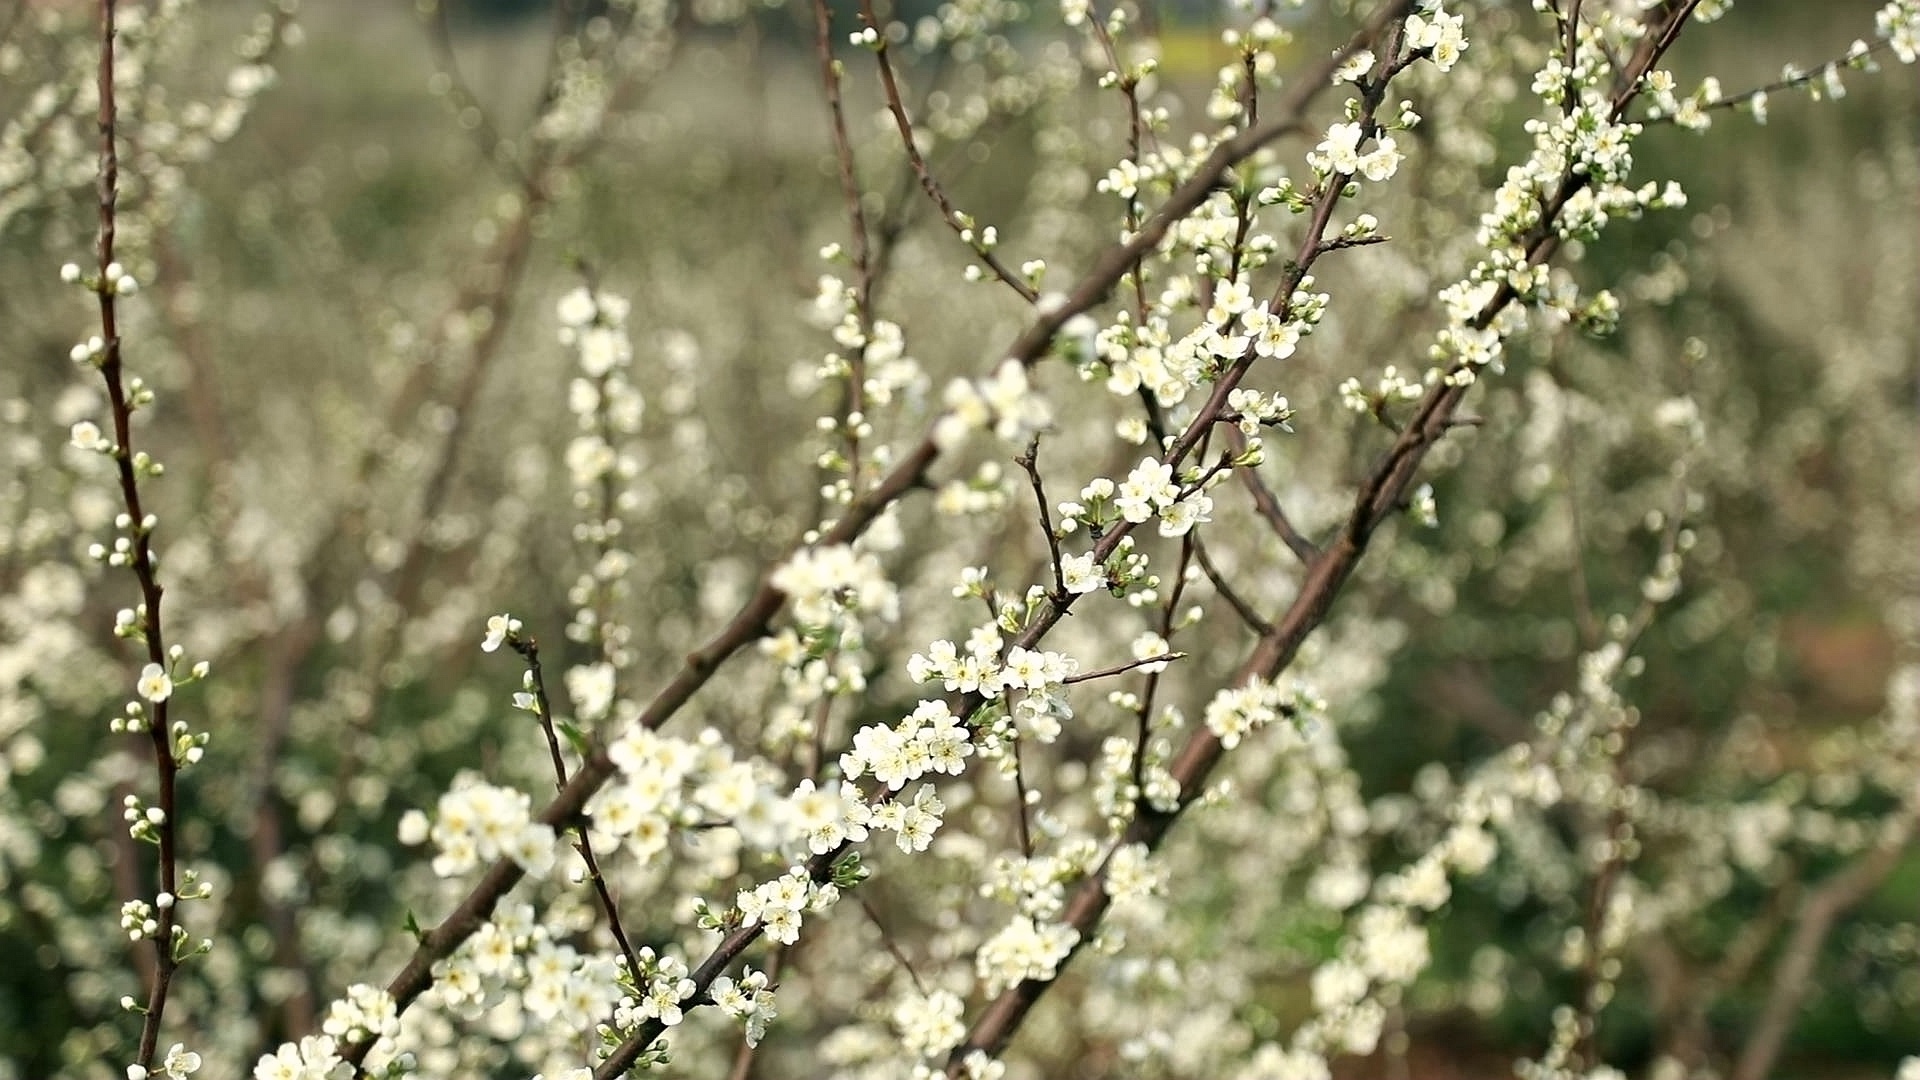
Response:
[214,3,685,1040]
[301,12,1421,1070]
[486,616,648,983]
[938,2,1758,1071]
[853,0,1040,303]
[323,5,1920,1079]
[1636,2,1920,128]
[28,0,1913,1076]
[65,1,215,1075]
[581,19,1473,1072]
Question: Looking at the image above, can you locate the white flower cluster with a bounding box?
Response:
[982,844,1098,920]
[1093,730,1182,820]
[556,287,645,494]
[818,786,939,863]
[908,633,1075,700]
[554,286,650,690]
[126,1043,202,1080]
[1226,386,1293,438]
[771,543,900,630]
[318,985,399,1069]
[533,57,613,146]
[1404,3,1467,72]
[565,660,616,722]
[424,775,558,878]
[892,987,967,1059]
[608,947,694,1028]
[976,914,1080,995]
[936,360,1053,448]
[842,699,974,790]
[810,273,928,407]
[737,865,839,945]
[1231,1045,1331,1080]
[526,937,622,1022]
[709,968,779,1047]
[1340,365,1424,421]
[1309,120,1402,184]
[1088,278,1323,411]
[786,778,872,855]
[1879,0,1920,63]
[1103,843,1167,907]
[250,1035,346,1080]
[1202,678,1319,750]
[1060,457,1215,539]
[1414,19,1684,385]
[597,723,771,857]
[119,897,160,943]
[5,4,292,237]
[405,902,628,1045]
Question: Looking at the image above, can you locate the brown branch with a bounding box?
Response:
[945,9,1705,1068]
[1223,426,1319,565]
[1731,813,1918,1080]
[1016,437,1068,601]
[340,425,943,1070]
[855,0,1039,304]
[92,0,181,1067]
[813,0,875,487]
[351,1,1411,1061]
[1062,652,1189,686]
[509,633,646,981]
[1190,533,1274,637]
[424,0,525,184]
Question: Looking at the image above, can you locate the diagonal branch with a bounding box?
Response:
[343,3,1410,1061]
[1731,807,1919,1080]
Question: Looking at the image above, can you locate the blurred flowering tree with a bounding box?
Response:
[1,0,1917,1079]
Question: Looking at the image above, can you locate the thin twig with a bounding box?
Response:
[1560,0,1583,118]
[1083,0,1156,326]
[859,894,928,996]
[1010,736,1034,858]
[945,9,1704,1068]
[511,635,646,984]
[1065,651,1189,686]
[1223,426,1319,565]
[93,0,181,1066]
[1731,810,1918,1080]
[854,0,1039,304]
[1190,533,1274,636]
[1016,437,1069,600]
[1638,39,1909,125]
[344,3,1414,1063]
[813,0,875,486]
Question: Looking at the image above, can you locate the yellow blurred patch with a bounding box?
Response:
[1154,26,1236,78]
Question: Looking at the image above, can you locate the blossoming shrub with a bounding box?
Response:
[1,0,1916,1079]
